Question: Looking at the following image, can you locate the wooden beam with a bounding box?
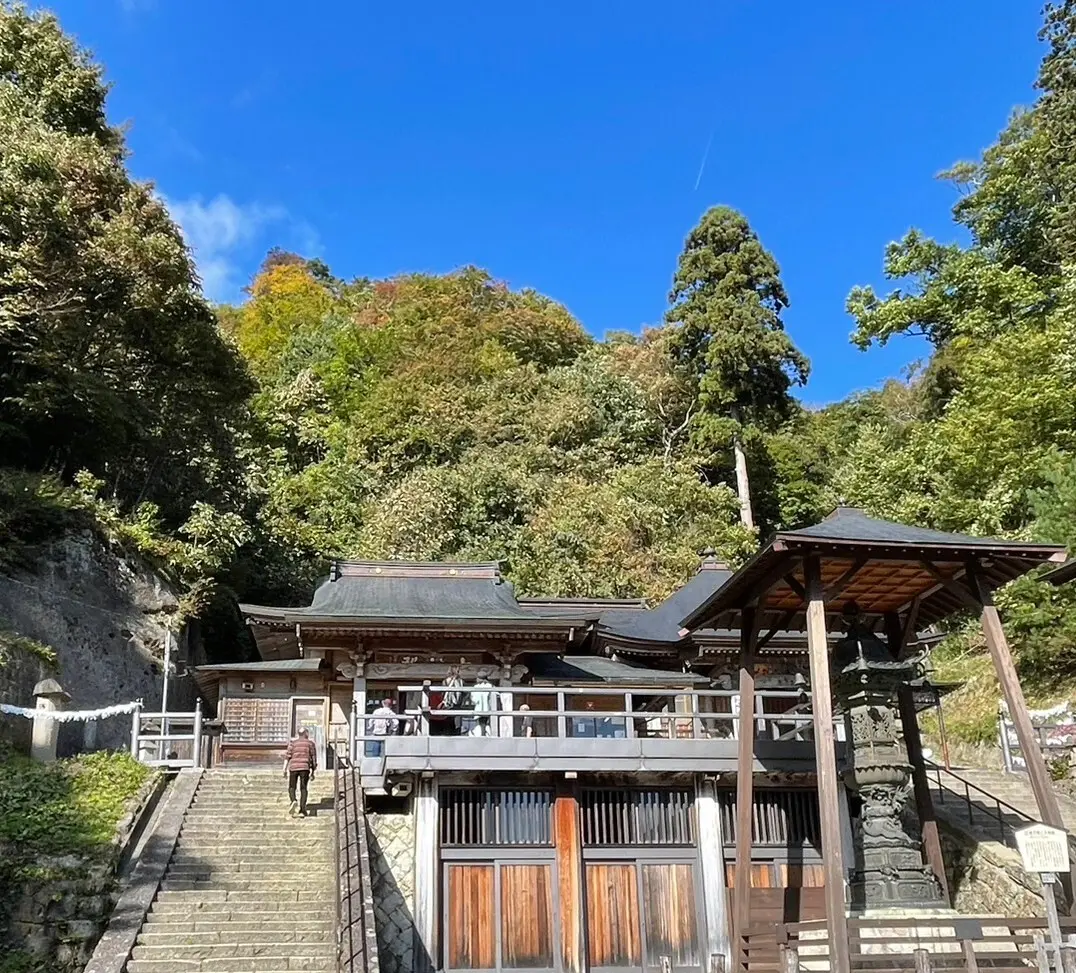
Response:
[966,559,1076,908]
[732,604,761,973]
[824,557,868,603]
[919,561,981,613]
[899,596,923,658]
[783,573,806,602]
[804,555,850,973]
[897,684,950,901]
[755,610,795,653]
[554,780,586,973]
[884,611,904,659]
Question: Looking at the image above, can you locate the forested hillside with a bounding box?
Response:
[4,2,1076,740]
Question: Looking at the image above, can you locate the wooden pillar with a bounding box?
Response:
[804,556,850,973]
[413,776,439,973]
[968,561,1076,904]
[733,605,758,973]
[555,780,585,973]
[697,776,731,971]
[897,685,950,901]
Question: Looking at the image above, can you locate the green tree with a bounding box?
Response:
[0,2,253,524]
[665,206,809,530]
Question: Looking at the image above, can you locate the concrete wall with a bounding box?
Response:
[365,801,416,973]
[0,531,190,753]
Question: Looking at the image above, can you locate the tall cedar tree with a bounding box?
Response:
[665,206,809,529]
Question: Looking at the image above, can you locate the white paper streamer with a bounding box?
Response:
[0,701,141,722]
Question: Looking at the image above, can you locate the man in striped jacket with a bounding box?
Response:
[283,727,317,817]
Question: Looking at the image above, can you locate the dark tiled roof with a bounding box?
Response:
[596,556,732,645]
[784,507,1054,549]
[241,560,587,631]
[681,507,1065,633]
[527,655,708,685]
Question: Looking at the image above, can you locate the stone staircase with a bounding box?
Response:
[929,763,1076,842]
[126,769,337,973]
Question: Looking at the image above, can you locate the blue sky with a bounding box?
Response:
[50,0,1044,403]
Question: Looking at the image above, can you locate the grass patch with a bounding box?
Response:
[926,635,1076,746]
[0,748,150,881]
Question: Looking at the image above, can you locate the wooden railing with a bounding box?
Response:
[390,682,816,741]
[743,916,1076,973]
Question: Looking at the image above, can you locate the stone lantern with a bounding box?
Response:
[832,606,945,911]
[31,678,70,763]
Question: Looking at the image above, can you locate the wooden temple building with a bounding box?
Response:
[191,508,1073,973]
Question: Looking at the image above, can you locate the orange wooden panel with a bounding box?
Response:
[642,864,701,967]
[501,864,554,969]
[448,864,495,970]
[586,864,642,968]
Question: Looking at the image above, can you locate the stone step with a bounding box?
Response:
[131,942,336,960]
[149,901,332,917]
[140,919,334,934]
[168,854,334,863]
[155,889,332,904]
[127,959,334,973]
[165,870,326,883]
[160,879,330,892]
[137,929,332,946]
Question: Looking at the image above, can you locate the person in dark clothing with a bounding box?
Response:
[283,727,318,817]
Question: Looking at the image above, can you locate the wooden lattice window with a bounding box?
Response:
[440,788,554,847]
[717,788,821,849]
[222,697,291,744]
[581,788,695,846]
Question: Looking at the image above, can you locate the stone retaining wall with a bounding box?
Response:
[366,801,416,973]
[940,819,1059,915]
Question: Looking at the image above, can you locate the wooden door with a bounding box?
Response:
[444,861,557,973]
[585,860,703,973]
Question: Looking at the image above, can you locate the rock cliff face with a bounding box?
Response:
[0,530,195,753]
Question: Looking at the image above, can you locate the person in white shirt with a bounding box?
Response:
[366,698,398,756]
[470,674,494,737]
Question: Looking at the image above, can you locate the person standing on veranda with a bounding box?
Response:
[283,727,318,817]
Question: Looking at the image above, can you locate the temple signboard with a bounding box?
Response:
[1014,823,1070,874]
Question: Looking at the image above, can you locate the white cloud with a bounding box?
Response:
[164,194,319,303]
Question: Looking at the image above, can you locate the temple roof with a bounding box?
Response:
[527,655,709,685]
[240,559,588,638]
[682,507,1066,633]
[597,554,732,645]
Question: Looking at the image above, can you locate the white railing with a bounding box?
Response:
[130,698,204,769]
[346,683,817,762]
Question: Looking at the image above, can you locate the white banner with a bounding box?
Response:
[0,701,141,722]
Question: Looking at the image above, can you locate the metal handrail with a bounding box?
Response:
[926,759,1041,846]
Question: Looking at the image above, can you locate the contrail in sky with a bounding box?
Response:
[693,130,714,192]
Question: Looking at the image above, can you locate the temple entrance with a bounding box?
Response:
[582,787,705,973]
[441,788,559,973]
